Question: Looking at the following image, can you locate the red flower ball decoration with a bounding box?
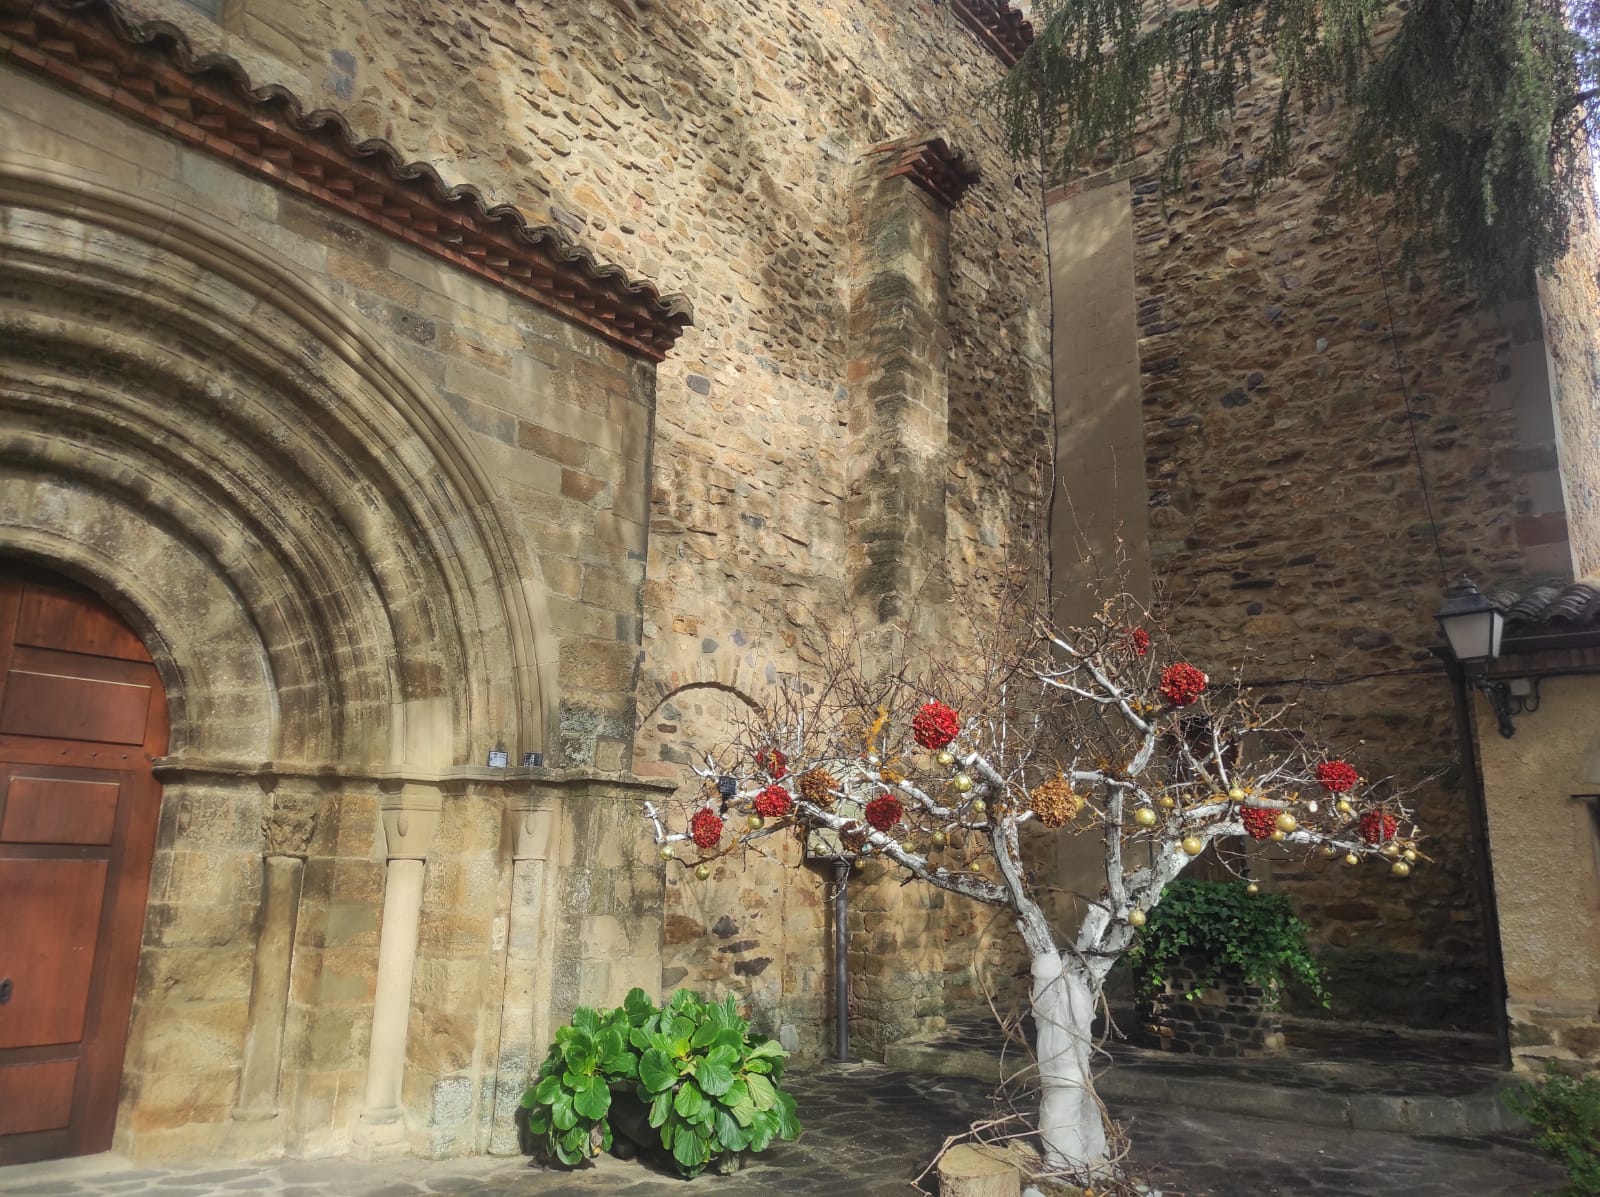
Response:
[911,701,961,750]
[1241,807,1277,841]
[1316,760,1360,794]
[755,746,788,780]
[690,807,724,850]
[1125,627,1152,656]
[1158,663,1208,707]
[864,795,903,832]
[1359,810,1399,845]
[754,784,792,819]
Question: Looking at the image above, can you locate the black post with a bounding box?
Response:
[1446,656,1513,1068]
[834,859,850,1063]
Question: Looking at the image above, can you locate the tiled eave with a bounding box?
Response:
[948,0,1034,69]
[1487,579,1600,656]
[872,136,982,209]
[0,0,692,360]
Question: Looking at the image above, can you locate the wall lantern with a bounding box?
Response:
[1434,576,1517,737]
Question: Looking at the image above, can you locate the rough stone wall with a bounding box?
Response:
[2,58,668,1161]
[1047,87,1575,1028]
[109,0,1050,1060]
[1538,196,1600,579]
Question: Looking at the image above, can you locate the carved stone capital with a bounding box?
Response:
[379,783,442,861]
[261,803,317,859]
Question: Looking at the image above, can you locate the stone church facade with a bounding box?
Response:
[2,0,1599,1172]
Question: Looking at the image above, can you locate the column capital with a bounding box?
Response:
[379,783,442,860]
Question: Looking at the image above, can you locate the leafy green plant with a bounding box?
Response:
[520,987,800,1177]
[1508,1070,1600,1196]
[1127,878,1328,1006]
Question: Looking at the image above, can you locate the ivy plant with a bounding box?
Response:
[1127,878,1328,1006]
[520,987,800,1177]
[1508,1070,1600,1195]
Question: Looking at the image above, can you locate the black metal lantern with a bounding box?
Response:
[1435,576,1504,666]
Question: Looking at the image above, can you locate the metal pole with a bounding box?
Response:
[834,859,850,1062]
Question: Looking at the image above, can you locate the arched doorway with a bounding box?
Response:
[0,569,167,1163]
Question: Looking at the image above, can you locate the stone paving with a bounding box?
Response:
[2,1064,1564,1197]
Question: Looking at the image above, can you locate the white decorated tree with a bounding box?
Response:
[643,597,1421,1184]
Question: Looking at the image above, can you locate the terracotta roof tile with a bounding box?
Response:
[0,0,692,359]
[949,0,1034,68]
[1489,579,1600,634]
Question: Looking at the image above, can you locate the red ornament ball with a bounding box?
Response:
[864,795,903,832]
[755,746,788,780]
[1359,810,1399,844]
[754,784,792,819]
[1241,807,1277,840]
[1125,627,1152,656]
[690,807,724,850]
[1316,760,1360,793]
[1158,663,1208,707]
[911,701,961,750]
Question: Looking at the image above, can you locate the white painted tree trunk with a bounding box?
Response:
[1030,949,1109,1178]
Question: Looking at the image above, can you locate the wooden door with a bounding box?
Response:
[0,572,167,1164]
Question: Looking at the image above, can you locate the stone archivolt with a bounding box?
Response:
[0,0,693,361]
[0,165,550,770]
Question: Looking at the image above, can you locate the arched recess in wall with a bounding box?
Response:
[0,164,557,770]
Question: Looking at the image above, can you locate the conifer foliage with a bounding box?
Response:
[998,0,1600,298]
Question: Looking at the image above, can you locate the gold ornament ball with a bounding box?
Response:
[1134,807,1158,827]
[747,814,765,831]
[1391,860,1412,878]
[1342,852,1360,867]
[1402,848,1418,863]
[659,845,675,862]
[900,841,914,854]
[1275,812,1298,833]
[1320,844,1339,859]
[1128,909,1147,928]
[1380,841,1401,858]
[1181,835,1205,856]
[1246,882,1260,895]
[694,864,712,881]
[1159,795,1176,809]
[954,773,974,793]
[936,750,956,768]
[1270,829,1286,842]
[1228,787,1247,801]
[971,798,987,815]
[931,830,947,848]
[1336,799,1353,814]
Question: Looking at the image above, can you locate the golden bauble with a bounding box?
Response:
[1391,860,1412,878]
[694,864,712,881]
[1159,795,1176,809]
[954,773,974,793]
[1380,841,1401,858]
[931,830,947,848]
[971,798,987,815]
[1275,812,1298,833]
[1134,807,1158,827]
[1270,829,1286,842]
[1402,848,1418,863]
[1246,882,1260,895]
[1228,787,1247,801]
[936,750,956,768]
[1342,852,1359,867]
[1128,909,1147,928]
[1181,835,1204,856]
[747,814,765,831]
[1336,799,1353,815]
[1320,844,1339,859]
[659,845,675,861]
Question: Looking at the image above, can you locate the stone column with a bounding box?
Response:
[356,783,441,1156]
[233,795,317,1121]
[845,136,977,647]
[488,799,557,1154]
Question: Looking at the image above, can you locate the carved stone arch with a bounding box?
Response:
[0,162,559,769]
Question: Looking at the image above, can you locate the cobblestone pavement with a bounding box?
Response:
[3,1064,1563,1197]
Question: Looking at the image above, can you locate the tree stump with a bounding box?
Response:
[938,1144,1021,1197]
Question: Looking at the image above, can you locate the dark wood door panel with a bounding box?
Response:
[0,1059,78,1135]
[0,773,122,846]
[0,670,152,745]
[0,857,109,1050]
[14,588,149,663]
